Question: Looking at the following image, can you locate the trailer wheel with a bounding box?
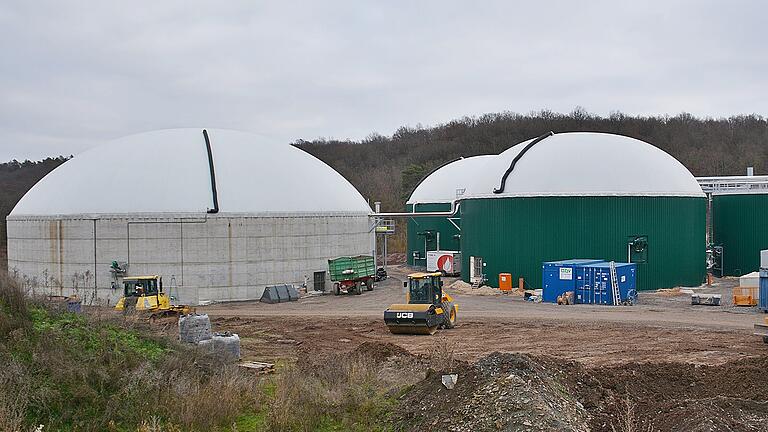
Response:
[366,279,374,291]
[354,283,362,295]
[334,283,340,296]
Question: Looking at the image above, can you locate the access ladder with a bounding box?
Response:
[609,261,621,306]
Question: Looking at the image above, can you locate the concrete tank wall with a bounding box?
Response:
[7,213,373,305]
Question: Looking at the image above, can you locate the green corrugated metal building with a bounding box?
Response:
[406,203,458,266]
[711,193,768,276]
[459,132,707,291]
[406,156,495,266]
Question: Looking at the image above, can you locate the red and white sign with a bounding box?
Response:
[426,250,461,275]
[437,254,454,273]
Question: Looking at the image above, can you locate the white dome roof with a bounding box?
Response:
[11,129,371,215]
[407,155,496,204]
[465,132,705,198]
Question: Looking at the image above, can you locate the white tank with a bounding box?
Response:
[7,129,373,305]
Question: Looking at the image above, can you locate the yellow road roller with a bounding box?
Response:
[384,272,457,335]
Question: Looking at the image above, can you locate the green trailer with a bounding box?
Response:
[328,255,376,295]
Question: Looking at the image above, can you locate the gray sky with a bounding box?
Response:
[1,1,766,162]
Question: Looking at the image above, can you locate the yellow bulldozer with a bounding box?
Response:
[384,272,458,335]
[115,275,193,320]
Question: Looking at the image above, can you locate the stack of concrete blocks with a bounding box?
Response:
[178,313,240,363]
[179,313,213,343]
[198,332,241,363]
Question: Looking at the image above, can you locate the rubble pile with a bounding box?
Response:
[396,352,590,432]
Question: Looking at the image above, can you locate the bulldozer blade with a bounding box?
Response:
[386,324,438,335]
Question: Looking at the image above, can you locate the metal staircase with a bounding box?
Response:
[609,261,621,306]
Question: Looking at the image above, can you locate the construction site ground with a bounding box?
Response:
[200,266,768,431]
[201,266,765,366]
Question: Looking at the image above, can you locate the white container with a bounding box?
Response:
[740,271,760,288]
[426,250,462,276]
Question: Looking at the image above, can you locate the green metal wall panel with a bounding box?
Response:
[406,203,460,266]
[460,196,706,290]
[712,194,768,276]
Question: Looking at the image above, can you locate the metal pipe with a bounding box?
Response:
[371,200,460,218]
[203,129,220,214]
[494,131,554,194]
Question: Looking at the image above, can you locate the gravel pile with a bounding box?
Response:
[395,352,589,431]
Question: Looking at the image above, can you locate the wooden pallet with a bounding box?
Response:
[238,361,275,374]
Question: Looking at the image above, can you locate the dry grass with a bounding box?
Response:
[427,336,458,373]
[0,272,30,332]
[0,360,30,432]
[0,270,261,431]
[158,359,261,429]
[267,351,411,432]
[611,394,657,432]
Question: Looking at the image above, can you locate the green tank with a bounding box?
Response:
[712,193,768,276]
[457,132,707,291]
[460,196,706,290]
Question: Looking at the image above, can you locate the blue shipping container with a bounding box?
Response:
[575,262,637,305]
[759,269,768,312]
[542,259,604,303]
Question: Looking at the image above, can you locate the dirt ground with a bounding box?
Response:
[199,265,768,431]
[202,265,767,367]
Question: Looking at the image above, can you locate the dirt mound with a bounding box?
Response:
[580,357,768,431]
[395,352,590,432]
[393,351,768,432]
[447,280,503,296]
[353,341,412,361]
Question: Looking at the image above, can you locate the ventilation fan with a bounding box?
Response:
[630,237,648,253]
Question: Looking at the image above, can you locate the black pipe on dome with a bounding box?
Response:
[493,131,554,194]
[203,129,220,214]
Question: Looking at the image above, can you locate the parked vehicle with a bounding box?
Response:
[328,255,376,295]
[384,272,457,335]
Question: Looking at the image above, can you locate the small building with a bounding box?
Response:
[698,175,768,276]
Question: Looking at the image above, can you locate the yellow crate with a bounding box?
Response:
[733,286,758,306]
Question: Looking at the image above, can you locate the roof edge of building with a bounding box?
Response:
[7,210,372,221]
[460,191,706,200]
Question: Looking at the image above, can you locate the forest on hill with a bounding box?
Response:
[1,110,767,255]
